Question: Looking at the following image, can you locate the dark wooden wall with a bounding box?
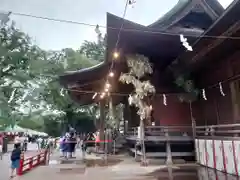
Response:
[192,51,240,125]
[124,51,240,128]
[152,95,191,126]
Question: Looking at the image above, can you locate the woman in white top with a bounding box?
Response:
[37,137,42,151]
[14,136,20,144]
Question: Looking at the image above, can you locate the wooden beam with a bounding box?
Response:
[190,21,240,64]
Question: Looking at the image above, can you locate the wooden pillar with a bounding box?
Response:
[109,96,113,122]
[214,98,220,124]
[230,82,239,123]
[109,96,118,128]
[108,96,114,153]
[113,106,118,129]
[228,59,240,123]
[168,167,173,180]
[99,100,105,150]
[190,102,197,162]
[165,129,173,165]
[124,101,131,130]
[189,102,196,138]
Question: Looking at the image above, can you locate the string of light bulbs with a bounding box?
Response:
[64,78,228,106]
[94,0,130,100]
[1,11,239,40]
[0,74,234,107]
[63,78,228,100]
[65,88,181,97]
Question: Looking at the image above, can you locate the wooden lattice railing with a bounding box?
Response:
[126,125,193,137]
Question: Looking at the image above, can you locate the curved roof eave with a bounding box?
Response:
[170,0,240,72]
[59,61,109,86]
[204,0,224,15]
[63,61,105,75]
[148,0,224,29]
[148,0,190,28]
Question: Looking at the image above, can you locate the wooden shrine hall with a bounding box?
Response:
[59,0,240,173]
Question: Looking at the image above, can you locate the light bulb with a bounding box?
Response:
[109,72,114,77]
[113,51,119,59]
[105,88,109,92]
[102,92,106,96]
[149,105,153,110]
[92,92,97,99]
[100,95,104,99]
[105,82,110,88]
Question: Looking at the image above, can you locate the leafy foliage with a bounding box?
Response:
[119,54,155,121]
[0,21,102,133]
[33,48,99,133]
[0,22,42,122]
[18,118,43,131]
[171,59,199,102]
[79,26,106,62]
[175,74,199,102]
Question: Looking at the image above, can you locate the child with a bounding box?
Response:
[10,143,21,179]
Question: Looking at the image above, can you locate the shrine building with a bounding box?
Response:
[59,0,240,174]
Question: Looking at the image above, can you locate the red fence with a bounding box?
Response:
[17,150,49,176]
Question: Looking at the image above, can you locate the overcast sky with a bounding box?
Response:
[0,0,234,50]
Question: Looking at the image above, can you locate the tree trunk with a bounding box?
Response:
[140,119,146,164]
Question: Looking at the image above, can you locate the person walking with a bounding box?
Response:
[41,138,45,150]
[94,131,100,153]
[36,137,42,151]
[23,136,28,152]
[10,143,21,179]
[61,136,68,158]
[47,137,54,154]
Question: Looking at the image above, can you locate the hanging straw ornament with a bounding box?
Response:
[219,82,225,96]
[128,94,133,105]
[163,94,167,106]
[128,0,136,8]
[180,34,193,51]
[202,89,207,100]
[60,88,64,96]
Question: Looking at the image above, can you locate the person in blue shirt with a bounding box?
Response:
[62,137,68,158]
[10,143,22,178]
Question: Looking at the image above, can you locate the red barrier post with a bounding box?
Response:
[43,150,49,165]
[29,157,33,170]
[18,153,24,176]
[37,153,40,165]
[47,150,50,165]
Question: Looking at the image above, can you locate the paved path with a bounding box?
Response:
[20,149,240,180]
[1,147,238,180]
[0,143,39,180]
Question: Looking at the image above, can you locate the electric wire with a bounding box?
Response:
[2,11,239,40]
[1,7,239,98]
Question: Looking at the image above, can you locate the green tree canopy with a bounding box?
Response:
[0,20,106,135]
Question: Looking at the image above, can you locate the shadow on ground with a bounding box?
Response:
[144,166,239,180]
[84,158,123,167]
